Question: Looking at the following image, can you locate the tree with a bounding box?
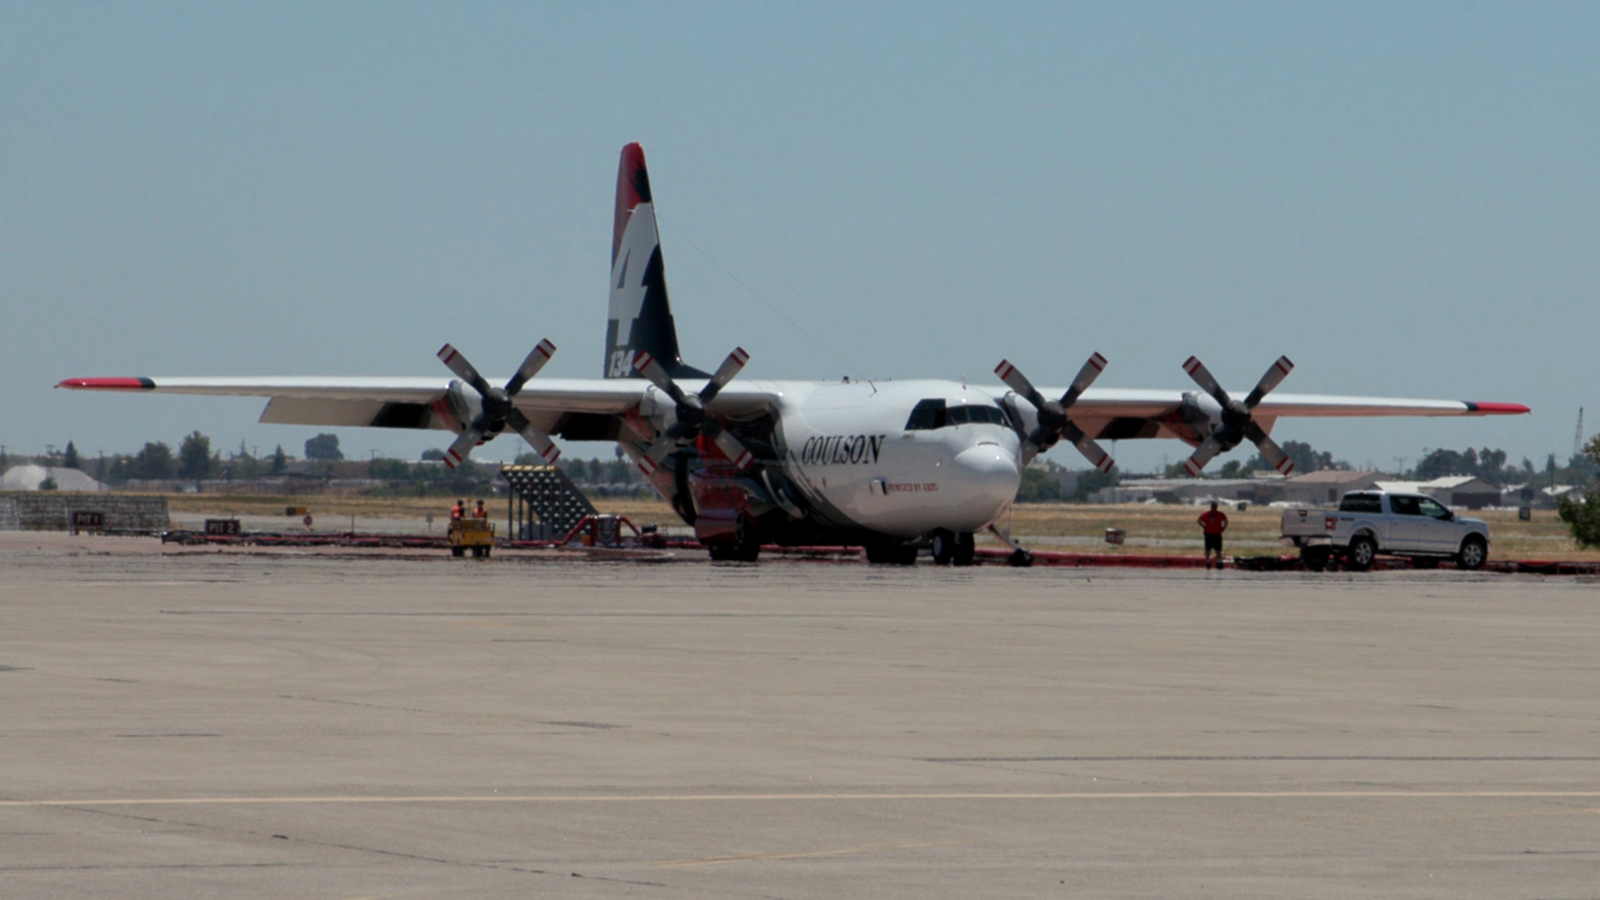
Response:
[135,442,174,479]
[369,457,413,481]
[178,431,213,480]
[62,442,80,469]
[304,433,343,461]
[270,445,288,474]
[1250,440,1336,474]
[1016,465,1062,502]
[1072,466,1120,502]
[39,475,58,491]
[1557,436,1600,548]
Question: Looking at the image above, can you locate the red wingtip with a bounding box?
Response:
[1469,402,1531,415]
[56,377,154,391]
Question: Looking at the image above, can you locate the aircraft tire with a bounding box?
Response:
[1007,549,1034,568]
[930,529,957,566]
[953,533,976,567]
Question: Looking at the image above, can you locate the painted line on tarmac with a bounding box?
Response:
[7,791,1600,808]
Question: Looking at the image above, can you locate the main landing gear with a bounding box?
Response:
[929,530,977,567]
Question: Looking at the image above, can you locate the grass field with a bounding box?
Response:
[158,491,1600,561]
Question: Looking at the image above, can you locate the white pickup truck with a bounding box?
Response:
[1281,490,1491,572]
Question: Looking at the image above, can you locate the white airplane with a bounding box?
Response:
[59,143,1529,566]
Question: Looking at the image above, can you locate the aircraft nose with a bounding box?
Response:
[947,443,1021,525]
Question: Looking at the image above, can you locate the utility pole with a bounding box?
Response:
[1575,408,1586,460]
[1392,457,1407,476]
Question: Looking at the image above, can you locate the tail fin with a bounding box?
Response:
[604,143,705,379]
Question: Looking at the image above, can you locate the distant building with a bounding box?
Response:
[1373,476,1503,510]
[1277,470,1385,506]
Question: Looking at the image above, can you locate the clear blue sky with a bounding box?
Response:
[4,2,1595,472]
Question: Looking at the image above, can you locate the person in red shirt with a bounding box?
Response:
[1197,501,1229,570]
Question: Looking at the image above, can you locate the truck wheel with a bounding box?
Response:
[451,546,465,558]
[1346,536,1377,572]
[1456,536,1487,570]
[1301,546,1329,572]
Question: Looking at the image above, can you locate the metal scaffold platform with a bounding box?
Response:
[500,464,598,540]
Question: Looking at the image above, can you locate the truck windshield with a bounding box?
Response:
[1339,494,1382,513]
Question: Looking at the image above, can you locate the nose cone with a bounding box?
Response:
[946,444,1021,531]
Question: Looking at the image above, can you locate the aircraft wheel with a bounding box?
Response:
[930,529,957,566]
[953,533,976,567]
[1457,535,1487,570]
[1346,536,1377,572]
[1007,548,1034,568]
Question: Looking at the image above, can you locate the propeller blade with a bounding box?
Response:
[1060,421,1115,473]
[442,428,482,470]
[642,427,684,468]
[994,360,1049,410]
[1181,356,1232,408]
[632,351,685,403]
[699,347,750,404]
[711,428,755,469]
[1058,352,1108,407]
[437,344,493,397]
[504,339,557,397]
[1244,421,1296,474]
[504,409,561,464]
[1243,355,1294,409]
[1182,433,1226,477]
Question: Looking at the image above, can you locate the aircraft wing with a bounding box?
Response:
[54,375,785,441]
[55,376,661,438]
[993,386,1529,444]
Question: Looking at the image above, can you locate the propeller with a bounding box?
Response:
[1179,355,1296,476]
[435,340,561,469]
[633,347,755,475]
[993,353,1115,473]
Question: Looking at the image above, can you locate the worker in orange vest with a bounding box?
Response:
[1197,501,1229,570]
[450,499,465,522]
[473,499,488,519]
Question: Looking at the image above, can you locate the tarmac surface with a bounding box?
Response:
[4,532,1600,899]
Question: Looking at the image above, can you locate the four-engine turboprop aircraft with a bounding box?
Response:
[58,143,1529,565]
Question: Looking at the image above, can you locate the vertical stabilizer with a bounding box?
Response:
[605,143,705,378]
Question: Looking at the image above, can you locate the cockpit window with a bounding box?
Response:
[905,398,946,430]
[905,398,1008,430]
[949,404,1007,426]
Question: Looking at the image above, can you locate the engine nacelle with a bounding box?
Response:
[1175,391,1234,450]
